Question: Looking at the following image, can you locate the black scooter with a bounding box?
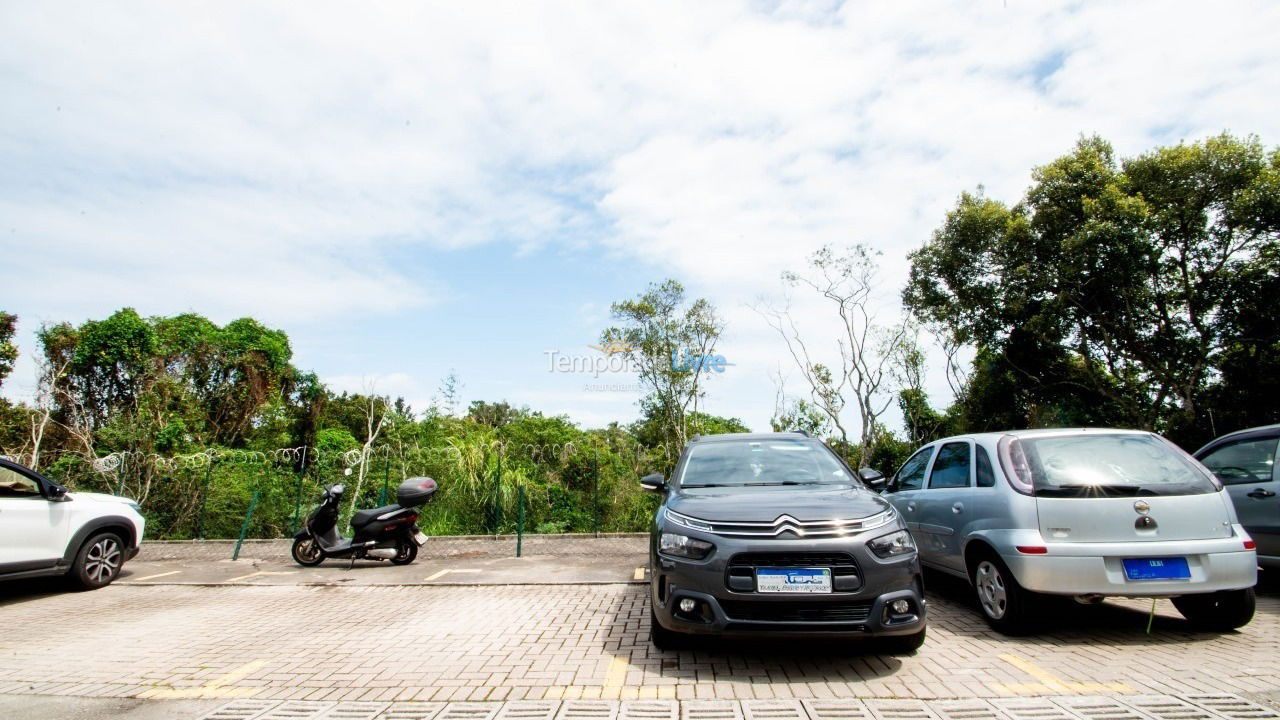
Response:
[291,475,437,567]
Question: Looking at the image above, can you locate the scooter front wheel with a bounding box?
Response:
[292,537,325,567]
[391,539,417,565]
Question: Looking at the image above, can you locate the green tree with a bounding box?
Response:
[603,279,724,465]
[905,133,1280,445]
[0,311,16,390]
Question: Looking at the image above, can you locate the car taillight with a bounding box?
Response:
[1244,540,1256,550]
[997,436,1035,496]
[1015,545,1048,554]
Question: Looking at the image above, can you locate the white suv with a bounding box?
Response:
[0,458,145,589]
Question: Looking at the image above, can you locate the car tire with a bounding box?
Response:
[391,539,418,565]
[878,626,927,655]
[291,537,325,567]
[649,608,689,651]
[969,551,1036,635]
[1172,588,1256,631]
[70,531,125,590]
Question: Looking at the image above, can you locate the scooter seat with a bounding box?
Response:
[351,504,403,528]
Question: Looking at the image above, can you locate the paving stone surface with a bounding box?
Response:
[183,694,1280,720]
[0,575,1277,704]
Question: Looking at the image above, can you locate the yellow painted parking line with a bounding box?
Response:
[604,654,630,688]
[997,654,1131,694]
[424,568,481,581]
[131,570,181,582]
[632,567,646,581]
[225,570,297,583]
[142,659,267,699]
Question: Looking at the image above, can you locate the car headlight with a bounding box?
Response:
[867,529,915,558]
[659,532,715,560]
[126,501,143,513]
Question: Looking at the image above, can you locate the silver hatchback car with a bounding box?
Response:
[881,428,1258,634]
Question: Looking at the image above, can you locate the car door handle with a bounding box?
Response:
[1248,488,1276,498]
[952,502,964,514]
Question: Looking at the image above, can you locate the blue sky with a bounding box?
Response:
[2,1,1279,432]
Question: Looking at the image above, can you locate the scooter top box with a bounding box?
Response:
[397,477,438,507]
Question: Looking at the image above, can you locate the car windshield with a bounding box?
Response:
[1019,433,1217,497]
[678,439,851,488]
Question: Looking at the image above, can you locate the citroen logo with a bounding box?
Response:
[1134,501,1151,515]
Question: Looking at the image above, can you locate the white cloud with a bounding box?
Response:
[2,0,1278,433]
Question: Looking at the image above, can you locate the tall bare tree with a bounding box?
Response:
[757,244,907,466]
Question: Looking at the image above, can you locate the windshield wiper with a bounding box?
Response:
[680,483,728,488]
[741,481,819,486]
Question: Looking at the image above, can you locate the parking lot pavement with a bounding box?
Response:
[116,536,650,586]
[1,539,1279,711]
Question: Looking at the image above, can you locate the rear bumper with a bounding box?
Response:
[1004,533,1257,596]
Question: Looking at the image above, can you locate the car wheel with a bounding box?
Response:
[878,626,927,655]
[649,608,689,651]
[71,532,125,590]
[291,537,325,567]
[391,539,418,565]
[970,552,1035,634]
[1172,588,1255,631]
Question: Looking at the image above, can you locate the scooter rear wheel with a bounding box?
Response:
[391,539,417,565]
[292,537,325,566]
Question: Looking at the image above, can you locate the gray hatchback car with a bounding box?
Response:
[883,429,1257,634]
[643,433,926,652]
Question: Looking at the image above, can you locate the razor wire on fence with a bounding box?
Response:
[19,439,661,551]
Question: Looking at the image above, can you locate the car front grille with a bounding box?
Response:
[725,551,862,593]
[718,599,873,623]
[683,511,893,539]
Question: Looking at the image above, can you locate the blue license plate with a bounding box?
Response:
[756,566,832,594]
[1122,557,1190,580]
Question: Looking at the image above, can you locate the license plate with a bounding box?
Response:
[413,531,429,546]
[1122,557,1190,580]
[756,567,831,594]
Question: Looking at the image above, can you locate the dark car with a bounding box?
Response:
[642,432,926,652]
[1195,424,1280,569]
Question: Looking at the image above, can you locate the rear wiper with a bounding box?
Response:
[1035,484,1147,497]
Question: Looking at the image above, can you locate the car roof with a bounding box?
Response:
[931,427,1156,445]
[1193,423,1280,456]
[687,432,812,444]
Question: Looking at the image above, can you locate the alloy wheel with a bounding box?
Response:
[85,537,121,584]
[975,560,1008,619]
[297,539,321,562]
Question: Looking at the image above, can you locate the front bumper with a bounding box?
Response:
[1002,532,1258,596]
[650,533,925,638]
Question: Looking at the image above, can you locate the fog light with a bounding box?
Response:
[678,598,697,613]
[891,599,911,615]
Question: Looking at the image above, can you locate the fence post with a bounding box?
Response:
[232,488,259,561]
[379,453,390,506]
[195,456,213,539]
[493,450,503,537]
[291,447,309,534]
[516,484,525,558]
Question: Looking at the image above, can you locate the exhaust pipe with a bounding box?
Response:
[368,548,398,559]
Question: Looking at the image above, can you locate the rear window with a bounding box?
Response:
[1013,433,1218,497]
[678,439,850,488]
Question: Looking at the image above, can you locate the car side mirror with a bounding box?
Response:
[639,473,666,493]
[47,483,70,501]
[858,467,887,492]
